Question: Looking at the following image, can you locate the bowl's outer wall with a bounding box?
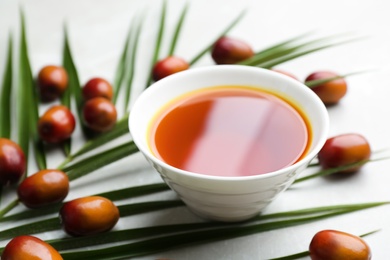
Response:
[129,65,329,222]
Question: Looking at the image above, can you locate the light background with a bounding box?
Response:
[1,0,390,259]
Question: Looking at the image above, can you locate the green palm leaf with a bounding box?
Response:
[239,33,346,66]
[18,10,47,171]
[61,29,75,155]
[62,26,90,145]
[113,21,133,105]
[189,9,246,65]
[0,218,60,242]
[17,11,31,169]
[64,140,138,181]
[0,200,184,242]
[57,113,130,168]
[256,37,361,69]
[57,202,387,259]
[0,199,18,218]
[293,157,388,184]
[0,201,385,254]
[123,15,143,112]
[238,31,313,66]
[0,183,170,222]
[145,0,167,87]
[168,3,189,56]
[0,33,13,139]
[25,53,46,171]
[305,70,372,88]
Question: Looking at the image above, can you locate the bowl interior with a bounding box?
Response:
[129,65,329,179]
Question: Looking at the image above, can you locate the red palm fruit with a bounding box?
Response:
[38,105,76,143]
[309,230,371,260]
[152,56,190,81]
[0,138,26,186]
[211,36,254,64]
[1,235,63,260]
[82,97,117,132]
[18,169,69,209]
[82,77,113,101]
[305,71,347,105]
[318,133,371,174]
[37,65,68,102]
[59,196,120,236]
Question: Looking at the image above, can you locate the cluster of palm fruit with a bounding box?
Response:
[0,32,372,259]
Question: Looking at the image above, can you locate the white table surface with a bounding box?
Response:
[1,0,390,259]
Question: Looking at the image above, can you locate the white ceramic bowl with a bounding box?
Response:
[129,65,329,222]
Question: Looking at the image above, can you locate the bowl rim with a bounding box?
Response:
[129,65,329,182]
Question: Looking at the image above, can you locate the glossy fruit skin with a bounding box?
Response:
[82,97,117,132]
[82,77,113,101]
[211,36,254,64]
[1,235,63,260]
[309,230,371,260]
[0,138,26,186]
[152,56,190,81]
[59,196,120,236]
[18,169,69,209]
[318,133,371,174]
[37,65,68,102]
[38,105,76,143]
[305,71,347,105]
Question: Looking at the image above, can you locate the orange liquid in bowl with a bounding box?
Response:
[149,86,311,177]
